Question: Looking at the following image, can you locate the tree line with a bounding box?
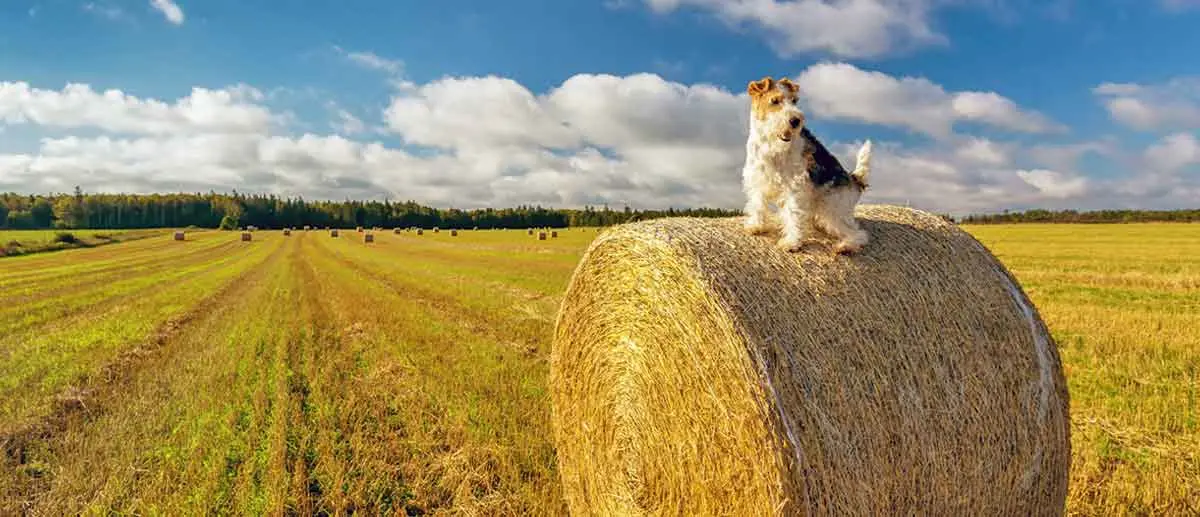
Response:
[0,189,741,230]
[959,208,1200,224]
[3,189,1195,230]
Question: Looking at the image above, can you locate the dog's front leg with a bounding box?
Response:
[776,193,809,252]
[742,188,771,235]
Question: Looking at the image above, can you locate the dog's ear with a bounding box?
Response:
[778,77,799,95]
[747,76,774,96]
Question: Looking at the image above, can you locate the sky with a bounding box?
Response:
[0,0,1198,214]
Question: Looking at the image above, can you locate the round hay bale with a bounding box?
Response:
[394,228,403,234]
[173,231,185,241]
[550,206,1070,517]
[433,227,440,233]
[364,233,375,243]
[240,232,252,242]
[451,229,459,237]
[330,229,339,238]
[283,228,291,236]
[356,226,364,233]
[538,231,547,241]
[551,230,559,238]
[528,229,534,235]
[417,229,424,236]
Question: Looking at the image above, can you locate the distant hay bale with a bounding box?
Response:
[173,231,185,241]
[528,229,534,235]
[364,233,375,243]
[331,229,339,238]
[240,232,252,242]
[538,231,548,240]
[283,228,291,236]
[394,228,403,234]
[473,226,479,231]
[357,226,364,233]
[434,227,440,233]
[304,225,312,231]
[551,230,558,238]
[550,206,1071,517]
[417,229,424,235]
[451,229,459,237]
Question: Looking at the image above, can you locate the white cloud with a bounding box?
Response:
[1145,132,1200,172]
[1028,140,1116,172]
[2,72,1195,214]
[0,82,273,135]
[385,76,579,150]
[83,2,127,22]
[334,46,404,75]
[796,62,1059,138]
[1093,77,1200,131]
[149,0,185,25]
[639,0,950,58]
[1016,169,1090,198]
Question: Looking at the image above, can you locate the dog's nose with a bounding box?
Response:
[789,117,802,129]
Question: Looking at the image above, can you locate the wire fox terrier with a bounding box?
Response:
[742,76,874,255]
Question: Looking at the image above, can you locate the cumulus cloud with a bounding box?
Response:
[1,70,1195,214]
[639,0,949,58]
[1093,77,1200,131]
[796,62,1060,138]
[329,106,366,135]
[1016,169,1089,198]
[0,82,272,135]
[1145,132,1200,172]
[149,0,184,25]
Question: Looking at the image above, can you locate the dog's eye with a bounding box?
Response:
[771,98,780,105]
[791,98,798,104]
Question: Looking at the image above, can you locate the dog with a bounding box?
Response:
[741,76,874,255]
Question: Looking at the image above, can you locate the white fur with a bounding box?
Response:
[741,86,874,254]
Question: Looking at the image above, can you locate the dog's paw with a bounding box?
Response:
[776,237,805,252]
[744,222,771,235]
[834,241,863,255]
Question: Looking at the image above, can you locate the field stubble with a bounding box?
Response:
[0,223,1195,515]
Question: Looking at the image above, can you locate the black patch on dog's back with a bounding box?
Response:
[800,127,853,188]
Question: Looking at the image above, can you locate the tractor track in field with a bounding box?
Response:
[0,240,241,307]
[0,235,233,286]
[0,238,291,513]
[315,238,548,357]
[0,240,258,345]
[0,235,190,278]
[0,231,171,277]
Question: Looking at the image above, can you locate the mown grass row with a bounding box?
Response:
[0,229,162,257]
[1,224,1196,515]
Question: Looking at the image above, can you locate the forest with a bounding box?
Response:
[0,189,739,230]
[2,189,1196,230]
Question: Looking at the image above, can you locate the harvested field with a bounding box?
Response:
[0,223,1195,515]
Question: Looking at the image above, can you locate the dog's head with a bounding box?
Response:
[747,76,805,144]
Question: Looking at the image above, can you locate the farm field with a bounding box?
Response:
[0,223,1196,515]
[0,228,164,256]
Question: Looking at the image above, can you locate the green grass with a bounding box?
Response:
[0,228,164,256]
[0,224,1196,515]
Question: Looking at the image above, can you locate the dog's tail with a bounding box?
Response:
[851,140,872,190]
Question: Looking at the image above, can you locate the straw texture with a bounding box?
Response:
[550,205,1070,517]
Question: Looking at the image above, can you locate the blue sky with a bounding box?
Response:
[1,0,1198,214]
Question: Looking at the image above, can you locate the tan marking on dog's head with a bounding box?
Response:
[748,75,802,123]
